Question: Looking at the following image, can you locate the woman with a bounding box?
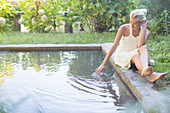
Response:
[95,9,168,83]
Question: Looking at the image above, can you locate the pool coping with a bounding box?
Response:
[0,44,101,51]
[0,43,169,113]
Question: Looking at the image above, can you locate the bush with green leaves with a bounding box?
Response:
[146,10,169,39]
[62,0,136,33]
[136,0,169,35]
[18,0,62,33]
[0,0,17,31]
[158,10,169,35]
[148,20,159,39]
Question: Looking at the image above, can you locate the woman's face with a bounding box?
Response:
[130,17,141,30]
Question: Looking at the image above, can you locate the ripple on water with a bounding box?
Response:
[0,51,144,113]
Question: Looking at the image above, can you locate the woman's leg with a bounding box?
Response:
[131,54,143,72]
[138,45,153,77]
[131,45,168,82]
[131,45,152,75]
[138,45,149,70]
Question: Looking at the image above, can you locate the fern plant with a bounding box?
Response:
[148,20,159,39]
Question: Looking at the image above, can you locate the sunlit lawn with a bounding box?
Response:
[0,31,116,44]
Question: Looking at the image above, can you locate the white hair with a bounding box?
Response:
[130,9,147,22]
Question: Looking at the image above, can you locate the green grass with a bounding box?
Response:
[147,35,170,82]
[0,31,169,82]
[0,31,116,44]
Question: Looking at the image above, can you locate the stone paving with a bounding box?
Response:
[0,43,169,113]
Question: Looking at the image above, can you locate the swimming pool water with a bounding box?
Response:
[0,50,145,113]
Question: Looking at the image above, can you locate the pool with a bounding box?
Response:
[0,50,145,113]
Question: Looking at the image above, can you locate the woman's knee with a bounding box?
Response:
[139,45,148,53]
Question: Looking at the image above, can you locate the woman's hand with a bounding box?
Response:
[142,20,147,29]
[95,64,105,75]
[138,19,150,47]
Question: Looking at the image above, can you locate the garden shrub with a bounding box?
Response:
[159,10,169,35]
[62,0,136,33]
[148,20,159,39]
[18,0,62,33]
[148,10,169,39]
[0,0,17,31]
[136,0,170,35]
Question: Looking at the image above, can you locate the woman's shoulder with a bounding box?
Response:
[119,24,130,31]
[118,24,130,35]
[121,24,130,28]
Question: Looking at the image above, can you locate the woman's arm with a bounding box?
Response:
[95,25,125,74]
[138,20,151,47]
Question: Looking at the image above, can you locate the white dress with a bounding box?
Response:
[114,24,143,69]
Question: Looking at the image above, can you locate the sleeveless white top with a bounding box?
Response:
[114,24,143,69]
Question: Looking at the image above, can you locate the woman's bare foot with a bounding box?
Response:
[141,66,154,77]
[149,72,168,83]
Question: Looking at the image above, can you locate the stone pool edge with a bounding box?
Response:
[0,43,166,113]
[102,43,169,113]
[0,44,101,51]
[101,43,149,113]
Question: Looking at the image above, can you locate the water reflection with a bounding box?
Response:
[0,50,144,113]
[68,51,114,78]
[21,52,62,72]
